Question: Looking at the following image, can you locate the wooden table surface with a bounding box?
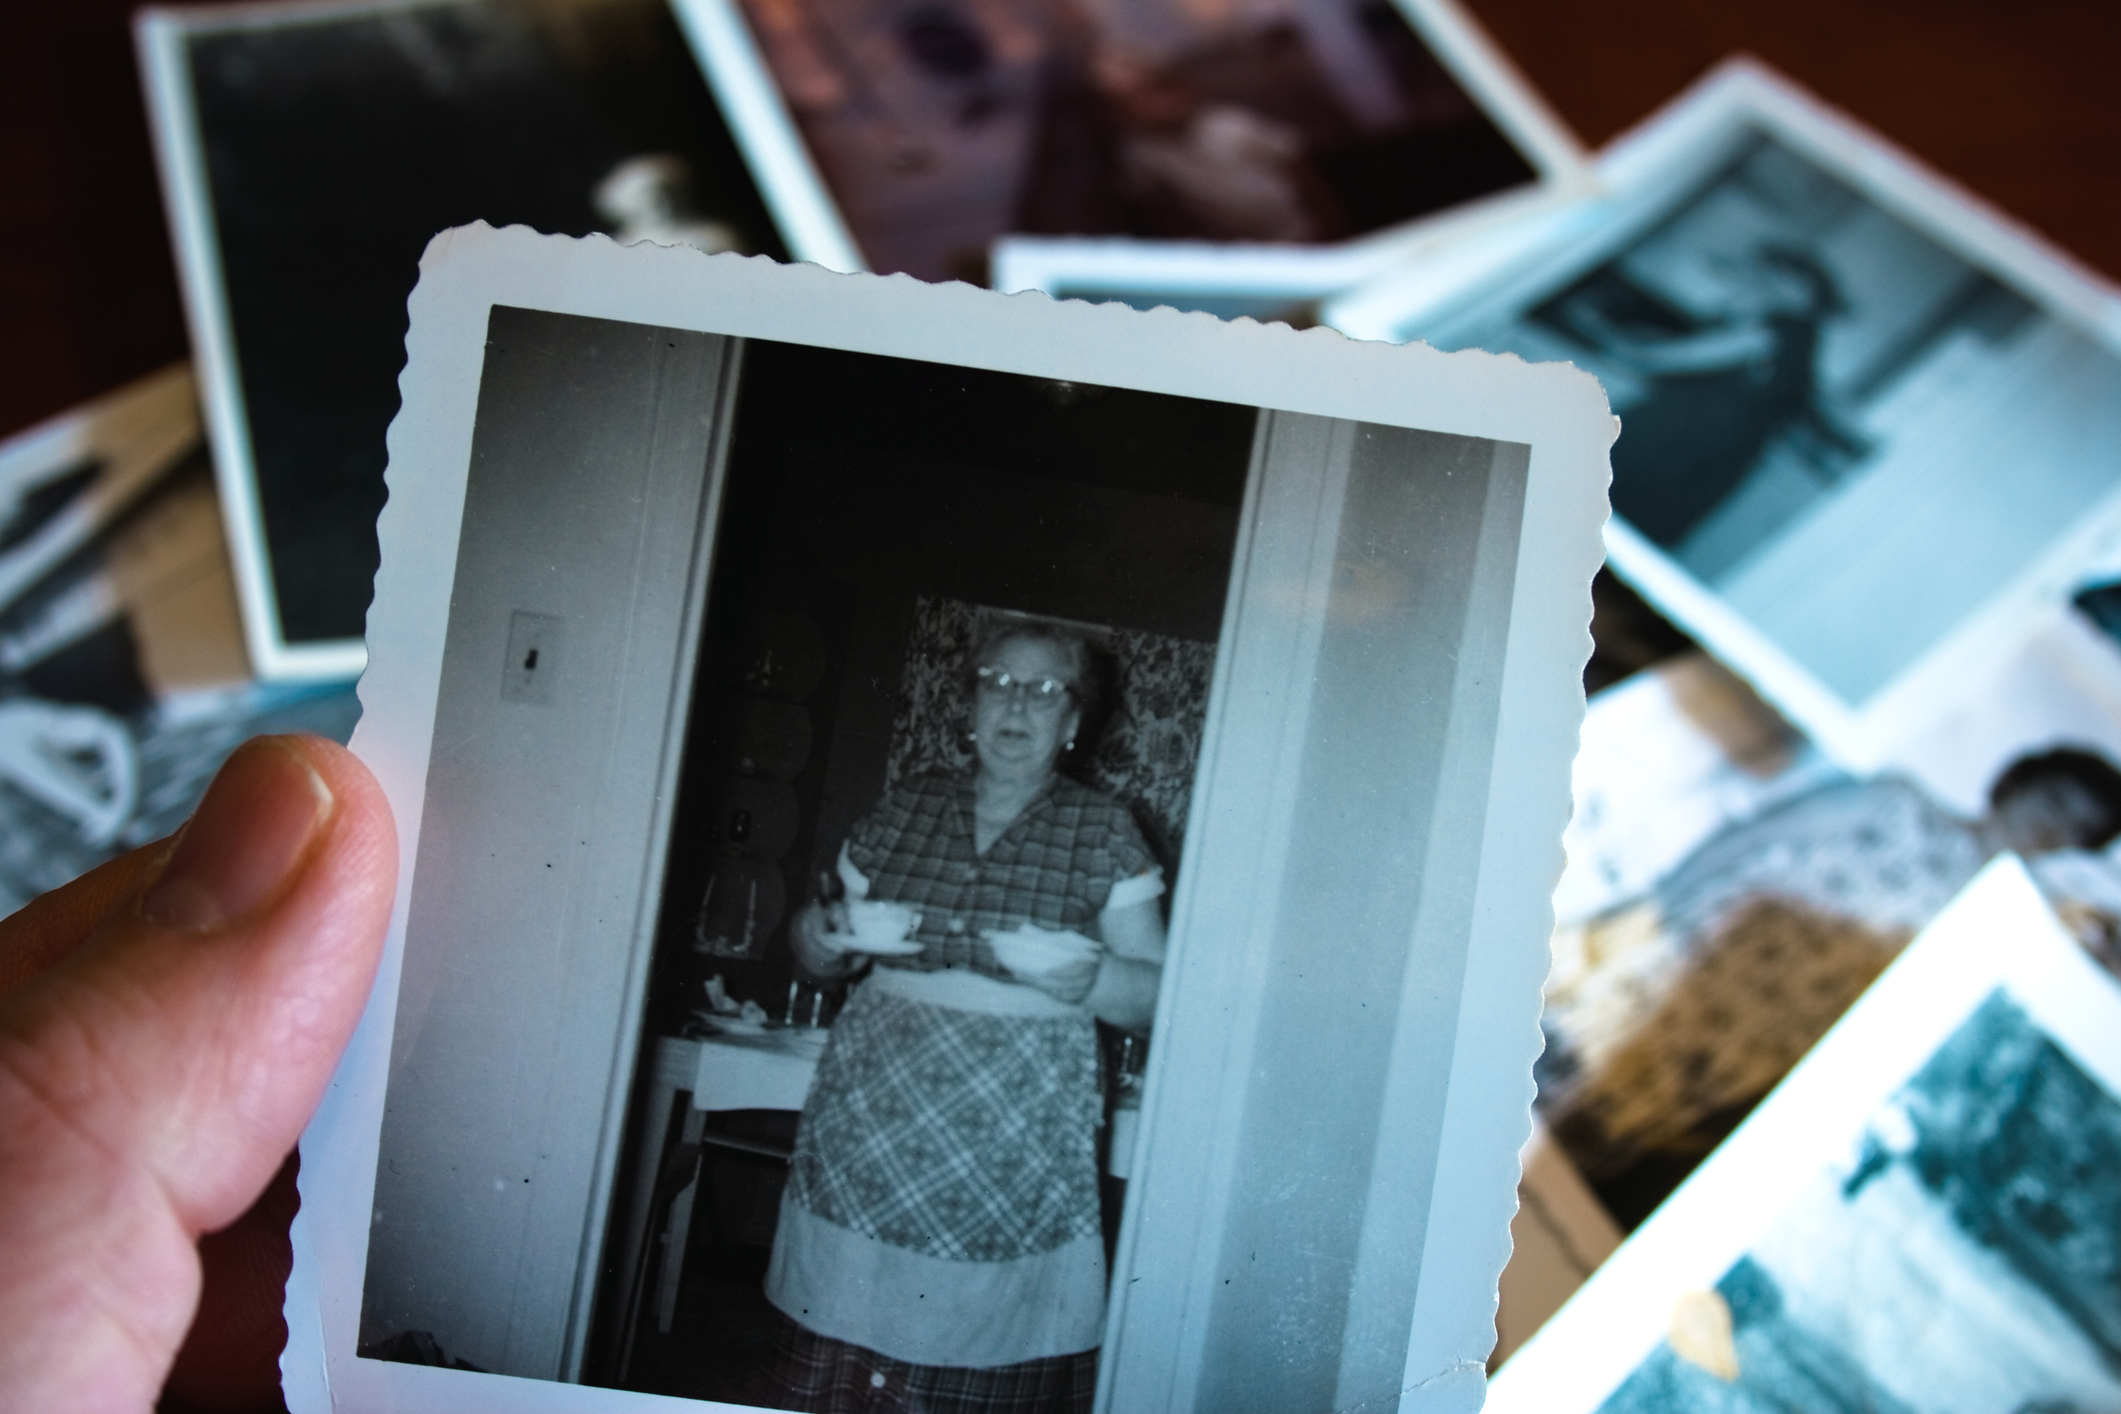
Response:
[5,0,2115,439]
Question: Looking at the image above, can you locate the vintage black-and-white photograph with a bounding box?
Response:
[1330,63,2121,776]
[139,0,797,678]
[0,364,360,920]
[1596,990,2121,1413]
[1488,858,2121,1413]
[1451,129,2121,713]
[286,232,1609,1414]
[695,0,1547,284]
[365,327,1255,1404]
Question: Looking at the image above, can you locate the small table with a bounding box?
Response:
[613,1028,829,1358]
[691,1026,827,1111]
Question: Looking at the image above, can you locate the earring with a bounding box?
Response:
[1065,738,1076,751]
[967,729,977,741]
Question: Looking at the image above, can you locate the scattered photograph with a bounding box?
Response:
[682,0,1576,287]
[1542,727,2121,1226]
[1326,61,2121,776]
[288,231,1611,1414]
[1490,857,2121,1411]
[1598,990,2121,1412]
[0,363,198,615]
[0,679,362,917]
[138,0,804,679]
[0,365,311,917]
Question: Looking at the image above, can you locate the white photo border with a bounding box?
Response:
[669,0,1592,309]
[664,0,863,275]
[1325,58,2121,777]
[1485,854,2121,1410]
[287,225,1613,1412]
[132,0,862,684]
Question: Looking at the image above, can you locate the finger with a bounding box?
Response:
[0,845,166,996]
[0,735,397,1412]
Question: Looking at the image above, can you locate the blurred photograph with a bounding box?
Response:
[698,0,1554,282]
[0,364,348,920]
[1490,858,2121,1412]
[1542,736,2121,1225]
[1600,991,2121,1412]
[1333,63,2121,775]
[138,0,795,678]
[0,363,198,614]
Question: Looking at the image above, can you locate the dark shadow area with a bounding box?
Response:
[185,0,786,642]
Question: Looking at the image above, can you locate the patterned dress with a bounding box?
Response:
[765,772,1159,1411]
[1538,778,1987,1188]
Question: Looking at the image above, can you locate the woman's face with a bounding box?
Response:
[972,636,1082,780]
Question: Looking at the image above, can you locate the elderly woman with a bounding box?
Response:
[764,621,1166,1413]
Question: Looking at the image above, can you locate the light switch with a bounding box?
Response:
[501,610,563,705]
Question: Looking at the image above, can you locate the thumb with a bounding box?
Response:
[0,735,396,1413]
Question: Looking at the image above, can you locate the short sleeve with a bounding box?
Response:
[1104,867,1165,912]
[1093,798,1160,911]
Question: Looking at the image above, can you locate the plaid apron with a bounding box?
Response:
[786,984,1103,1265]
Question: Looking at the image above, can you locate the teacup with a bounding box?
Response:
[845,899,922,953]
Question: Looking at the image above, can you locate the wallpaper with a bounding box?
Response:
[883,595,1217,871]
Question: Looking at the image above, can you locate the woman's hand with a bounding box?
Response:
[788,898,868,982]
[987,923,1103,1005]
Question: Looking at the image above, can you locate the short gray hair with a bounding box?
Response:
[964,620,1100,724]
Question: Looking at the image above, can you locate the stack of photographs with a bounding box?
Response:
[1301,57,2121,1376]
[106,6,2121,1403]
[138,0,1588,679]
[1490,857,2121,1413]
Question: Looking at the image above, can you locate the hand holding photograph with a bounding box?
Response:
[284,230,1611,1412]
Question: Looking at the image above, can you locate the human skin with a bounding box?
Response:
[0,735,396,1413]
[792,633,1164,1027]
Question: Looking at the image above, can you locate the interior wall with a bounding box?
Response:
[1190,423,1525,1412]
[1101,414,1530,1413]
[360,308,729,1378]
